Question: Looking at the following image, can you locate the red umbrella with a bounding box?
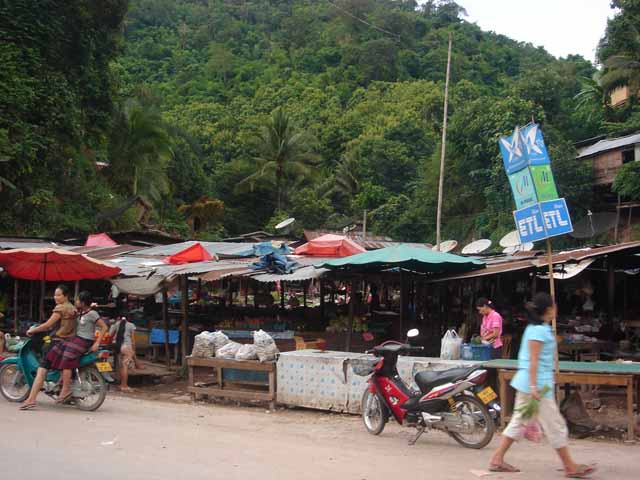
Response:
[0,248,121,281]
[0,248,122,323]
[294,234,365,257]
[85,233,118,247]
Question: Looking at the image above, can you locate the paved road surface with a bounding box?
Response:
[1,394,637,479]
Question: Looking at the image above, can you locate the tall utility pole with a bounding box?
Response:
[436,32,453,251]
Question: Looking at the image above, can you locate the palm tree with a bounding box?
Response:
[238,108,319,211]
[107,97,173,205]
[600,27,640,104]
[573,73,606,121]
[320,152,361,201]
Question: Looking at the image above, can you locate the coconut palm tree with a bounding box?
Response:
[238,107,319,211]
[107,96,173,205]
[320,152,361,201]
[600,27,640,104]
[573,73,606,121]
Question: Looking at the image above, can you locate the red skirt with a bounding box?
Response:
[45,336,93,370]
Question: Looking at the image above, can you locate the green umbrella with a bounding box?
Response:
[318,245,485,275]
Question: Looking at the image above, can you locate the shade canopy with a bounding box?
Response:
[85,233,118,247]
[164,242,215,265]
[295,234,365,257]
[0,248,121,281]
[319,245,485,275]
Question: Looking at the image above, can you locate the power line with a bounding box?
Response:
[324,0,402,43]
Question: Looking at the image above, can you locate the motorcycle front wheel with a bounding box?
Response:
[361,389,388,435]
[0,363,30,402]
[448,394,495,449]
[73,367,107,411]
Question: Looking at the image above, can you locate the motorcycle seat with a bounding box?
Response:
[415,366,479,394]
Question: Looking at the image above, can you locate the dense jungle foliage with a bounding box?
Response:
[1,0,639,243]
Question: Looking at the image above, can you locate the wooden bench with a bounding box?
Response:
[187,356,277,410]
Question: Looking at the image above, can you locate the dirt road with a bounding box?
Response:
[1,394,637,479]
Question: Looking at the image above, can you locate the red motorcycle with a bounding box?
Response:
[355,329,497,449]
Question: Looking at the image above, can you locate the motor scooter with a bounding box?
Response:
[355,329,498,449]
[0,333,113,411]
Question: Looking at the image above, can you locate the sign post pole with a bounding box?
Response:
[546,237,559,375]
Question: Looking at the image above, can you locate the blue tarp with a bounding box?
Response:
[250,252,299,274]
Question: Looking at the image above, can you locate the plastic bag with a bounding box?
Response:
[253,329,279,362]
[216,341,242,359]
[191,331,215,358]
[235,343,258,361]
[523,419,543,442]
[210,331,230,354]
[440,329,462,360]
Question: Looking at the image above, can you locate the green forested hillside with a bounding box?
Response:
[1,1,638,243]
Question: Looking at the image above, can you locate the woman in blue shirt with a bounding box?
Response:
[488,293,595,478]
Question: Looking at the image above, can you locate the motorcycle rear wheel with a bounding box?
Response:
[73,367,107,411]
[0,364,29,402]
[362,389,387,435]
[448,395,495,449]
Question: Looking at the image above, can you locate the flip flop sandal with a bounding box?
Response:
[566,465,596,478]
[56,393,72,404]
[489,463,520,473]
[19,403,36,411]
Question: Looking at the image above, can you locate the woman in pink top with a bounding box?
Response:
[476,298,503,359]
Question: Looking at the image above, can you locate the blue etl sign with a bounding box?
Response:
[513,204,547,243]
[540,198,573,238]
[513,198,573,243]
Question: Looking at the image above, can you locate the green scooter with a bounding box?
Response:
[0,333,112,411]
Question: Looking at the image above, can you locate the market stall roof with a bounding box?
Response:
[0,247,121,281]
[319,245,485,275]
[295,234,365,257]
[164,242,215,264]
[428,241,640,283]
[133,241,258,259]
[250,266,329,283]
[304,229,431,251]
[111,276,166,296]
[85,233,117,247]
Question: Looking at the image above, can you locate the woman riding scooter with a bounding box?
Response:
[20,289,107,410]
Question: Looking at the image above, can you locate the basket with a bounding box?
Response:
[471,344,492,361]
[350,358,378,376]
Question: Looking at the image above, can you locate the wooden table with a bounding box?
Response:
[484,359,640,442]
[558,341,609,361]
[187,356,277,410]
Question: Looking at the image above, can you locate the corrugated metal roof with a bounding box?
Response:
[132,241,257,258]
[70,245,144,260]
[429,242,640,282]
[577,132,640,158]
[250,266,329,283]
[0,241,62,250]
[532,241,640,267]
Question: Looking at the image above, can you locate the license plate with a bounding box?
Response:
[96,361,112,373]
[477,386,497,404]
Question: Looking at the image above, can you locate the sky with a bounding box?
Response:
[455,0,616,63]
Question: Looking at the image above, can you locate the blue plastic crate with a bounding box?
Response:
[471,344,492,361]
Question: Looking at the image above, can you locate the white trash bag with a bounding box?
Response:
[210,331,230,355]
[253,329,279,362]
[191,331,215,358]
[216,341,242,359]
[235,343,258,361]
[440,329,462,360]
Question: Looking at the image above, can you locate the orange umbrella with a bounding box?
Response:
[164,242,215,265]
[0,248,121,281]
[294,234,365,257]
[85,233,118,247]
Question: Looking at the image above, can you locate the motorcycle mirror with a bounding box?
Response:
[406,329,419,338]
